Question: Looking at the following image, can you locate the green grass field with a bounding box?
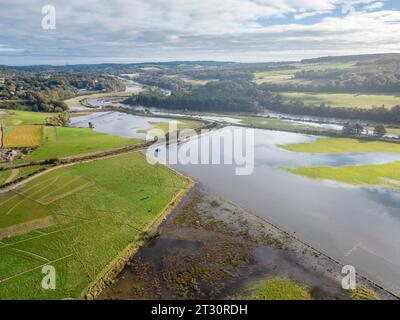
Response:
[253,62,354,84]
[365,126,400,136]
[23,126,141,162]
[281,137,400,154]
[241,277,312,300]
[64,91,135,108]
[282,92,400,109]
[0,166,47,187]
[0,171,11,185]
[0,110,54,126]
[234,115,324,132]
[284,161,400,188]
[0,152,190,299]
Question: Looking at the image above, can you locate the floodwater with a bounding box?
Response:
[166,127,400,296]
[70,111,179,140]
[73,111,400,296]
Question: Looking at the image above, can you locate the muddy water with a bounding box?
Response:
[70,111,180,139]
[101,188,355,299]
[79,111,400,297]
[168,127,400,296]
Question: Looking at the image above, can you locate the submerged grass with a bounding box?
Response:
[281,137,400,154]
[284,161,400,188]
[351,285,378,300]
[241,277,312,300]
[137,119,202,136]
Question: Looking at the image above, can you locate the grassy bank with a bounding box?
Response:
[284,161,400,188]
[0,152,190,299]
[240,277,312,300]
[233,115,324,132]
[64,91,134,108]
[281,137,400,154]
[138,119,203,136]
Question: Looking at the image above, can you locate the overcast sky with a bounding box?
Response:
[1,0,400,65]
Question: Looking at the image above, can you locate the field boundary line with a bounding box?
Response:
[4,169,19,184]
[0,192,20,208]
[11,248,50,263]
[82,175,195,299]
[37,177,93,205]
[0,215,57,240]
[4,197,26,216]
[0,254,74,284]
[21,171,70,194]
[0,216,109,248]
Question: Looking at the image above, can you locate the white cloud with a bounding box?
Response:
[364,2,385,11]
[0,0,397,64]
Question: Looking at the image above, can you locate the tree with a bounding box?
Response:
[373,125,387,137]
[353,123,364,135]
[342,123,364,136]
[47,113,70,127]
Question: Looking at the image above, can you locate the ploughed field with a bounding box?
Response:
[0,152,190,299]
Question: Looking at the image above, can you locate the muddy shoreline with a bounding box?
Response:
[100,185,396,300]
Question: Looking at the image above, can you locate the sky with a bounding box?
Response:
[0,0,400,65]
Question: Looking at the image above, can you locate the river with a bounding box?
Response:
[71,112,400,296]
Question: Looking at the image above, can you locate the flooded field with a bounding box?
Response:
[70,111,175,139]
[102,187,394,300]
[170,127,400,296]
[75,111,400,297]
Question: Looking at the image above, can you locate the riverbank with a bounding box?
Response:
[101,186,396,300]
[83,174,195,299]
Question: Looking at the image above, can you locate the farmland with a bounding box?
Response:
[65,91,137,108]
[253,62,354,84]
[0,110,54,126]
[0,152,191,299]
[281,137,400,154]
[2,125,43,148]
[282,92,400,110]
[23,126,141,162]
[0,166,46,187]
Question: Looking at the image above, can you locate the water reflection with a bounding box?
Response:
[70,111,176,139]
[167,127,400,295]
